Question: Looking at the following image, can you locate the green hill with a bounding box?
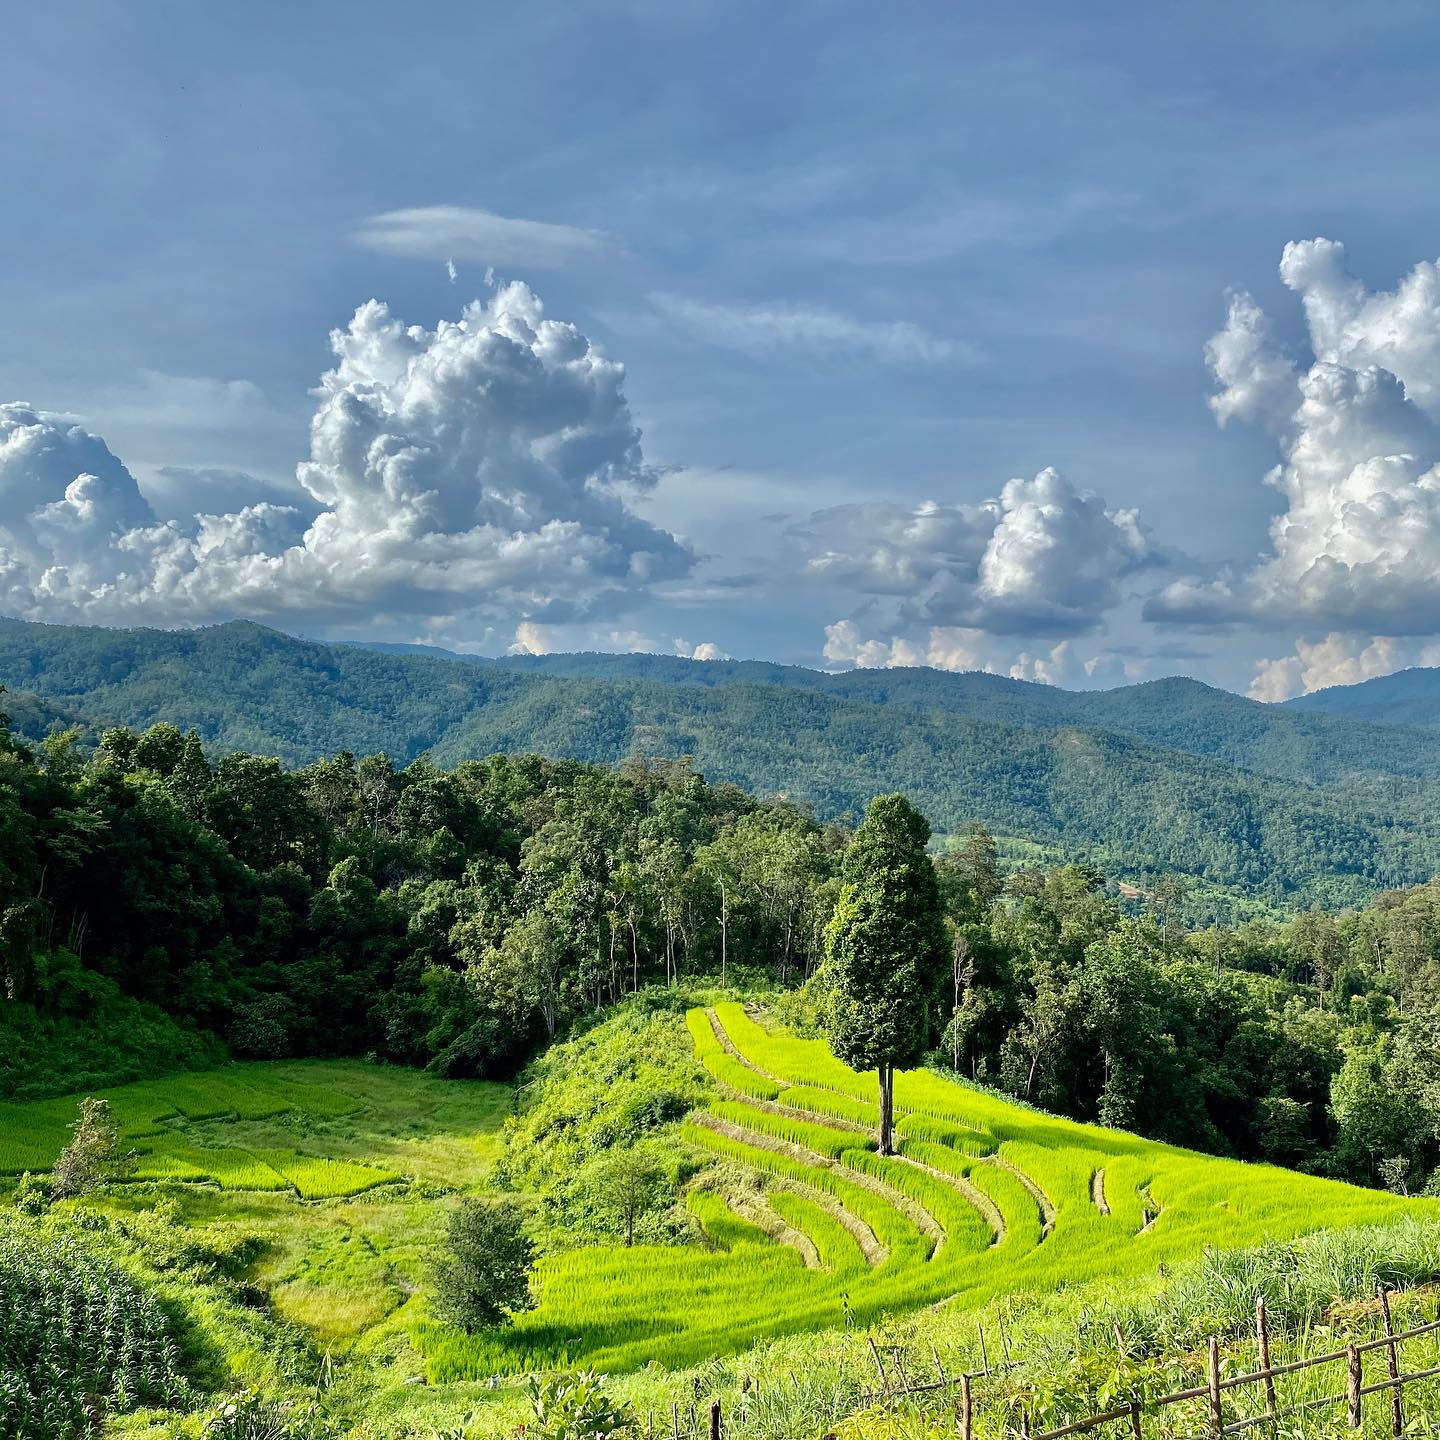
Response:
[419,1001,1426,1377]
[1285,666,1440,728]
[4,616,1440,905]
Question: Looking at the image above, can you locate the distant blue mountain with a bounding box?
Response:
[1284,667,1440,728]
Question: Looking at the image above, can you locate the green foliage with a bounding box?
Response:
[430,1199,536,1333]
[199,1389,339,1440]
[0,1215,191,1438]
[526,1369,638,1440]
[500,994,707,1246]
[50,1095,125,1198]
[14,615,1440,908]
[417,1002,1427,1380]
[824,794,948,1074]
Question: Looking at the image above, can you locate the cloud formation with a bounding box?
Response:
[820,620,1136,687]
[354,207,609,269]
[1150,239,1440,634]
[797,467,1149,637]
[1247,633,1405,702]
[0,283,692,632]
[649,292,972,366]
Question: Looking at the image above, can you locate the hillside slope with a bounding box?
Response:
[419,1001,1426,1377]
[353,641,1440,785]
[1286,666,1440,728]
[4,616,1440,903]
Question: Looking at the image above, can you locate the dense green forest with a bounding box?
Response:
[2,694,1437,1194]
[6,618,1440,907]
[1285,665,1440,727]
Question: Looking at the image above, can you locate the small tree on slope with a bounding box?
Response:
[431,1199,536,1333]
[51,1097,125,1199]
[824,794,948,1155]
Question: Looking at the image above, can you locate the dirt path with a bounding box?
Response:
[738,1093,872,1134]
[706,1008,788,1084]
[690,1112,922,1265]
[978,1154,1057,1235]
[1090,1167,1110,1216]
[725,1192,822,1269]
[895,1153,1006,1247]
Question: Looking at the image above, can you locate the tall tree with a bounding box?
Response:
[823,794,948,1154]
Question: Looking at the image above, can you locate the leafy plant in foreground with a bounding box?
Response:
[527,1369,639,1440]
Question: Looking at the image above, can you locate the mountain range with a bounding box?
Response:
[4,615,1440,911]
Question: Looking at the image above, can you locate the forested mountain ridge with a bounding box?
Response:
[361,640,1440,784]
[3,616,1440,904]
[1285,666,1440,728]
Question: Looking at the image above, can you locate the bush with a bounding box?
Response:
[51,1097,127,1199]
[527,1370,638,1440]
[11,1171,49,1215]
[431,1199,536,1332]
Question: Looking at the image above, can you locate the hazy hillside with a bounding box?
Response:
[354,640,1440,785]
[4,616,1440,905]
[1285,667,1440,728]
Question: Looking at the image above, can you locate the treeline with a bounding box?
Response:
[1,705,1436,1193]
[5,617,1440,910]
[0,709,843,1098]
[934,846,1440,1192]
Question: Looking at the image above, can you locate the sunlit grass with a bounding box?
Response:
[416,1002,1433,1381]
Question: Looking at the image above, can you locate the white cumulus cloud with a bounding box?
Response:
[1150,239,1440,635]
[797,468,1149,637]
[0,283,692,633]
[1248,633,1404,702]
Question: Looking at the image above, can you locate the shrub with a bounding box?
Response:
[11,1170,49,1215]
[527,1369,638,1440]
[51,1096,127,1198]
[431,1199,536,1332]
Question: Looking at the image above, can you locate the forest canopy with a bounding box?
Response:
[2,697,1437,1194]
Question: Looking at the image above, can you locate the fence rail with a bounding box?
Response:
[666,1287,1440,1440]
[1015,1290,1439,1440]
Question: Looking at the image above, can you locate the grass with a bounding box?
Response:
[416,1000,1434,1383]
[1,1060,511,1356]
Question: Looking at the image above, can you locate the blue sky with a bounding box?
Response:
[4,2,1440,696]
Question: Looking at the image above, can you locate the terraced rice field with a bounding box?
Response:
[0,1066,400,1198]
[417,1001,1430,1380]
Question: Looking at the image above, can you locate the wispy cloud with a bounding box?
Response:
[789,185,1132,266]
[354,206,610,268]
[649,292,975,366]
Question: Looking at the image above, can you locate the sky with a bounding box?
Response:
[4,2,1440,697]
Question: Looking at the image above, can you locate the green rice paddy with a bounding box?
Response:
[416,1001,1432,1381]
[0,1065,405,1198]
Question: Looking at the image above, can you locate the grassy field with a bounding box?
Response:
[3,1060,511,1350]
[416,1001,1430,1382]
[6,1010,1437,1439]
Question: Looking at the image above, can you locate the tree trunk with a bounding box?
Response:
[877,1065,895,1155]
[718,881,729,990]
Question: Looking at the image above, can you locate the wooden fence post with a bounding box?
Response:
[960,1373,973,1440]
[868,1337,890,1397]
[978,1324,991,1376]
[1206,1337,1223,1440]
[709,1400,721,1440]
[1129,1401,1142,1440]
[671,1402,681,1440]
[1347,1345,1362,1429]
[1255,1295,1276,1422]
[1379,1287,1403,1438]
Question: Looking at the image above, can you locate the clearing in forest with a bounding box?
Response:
[418,1001,1429,1380]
